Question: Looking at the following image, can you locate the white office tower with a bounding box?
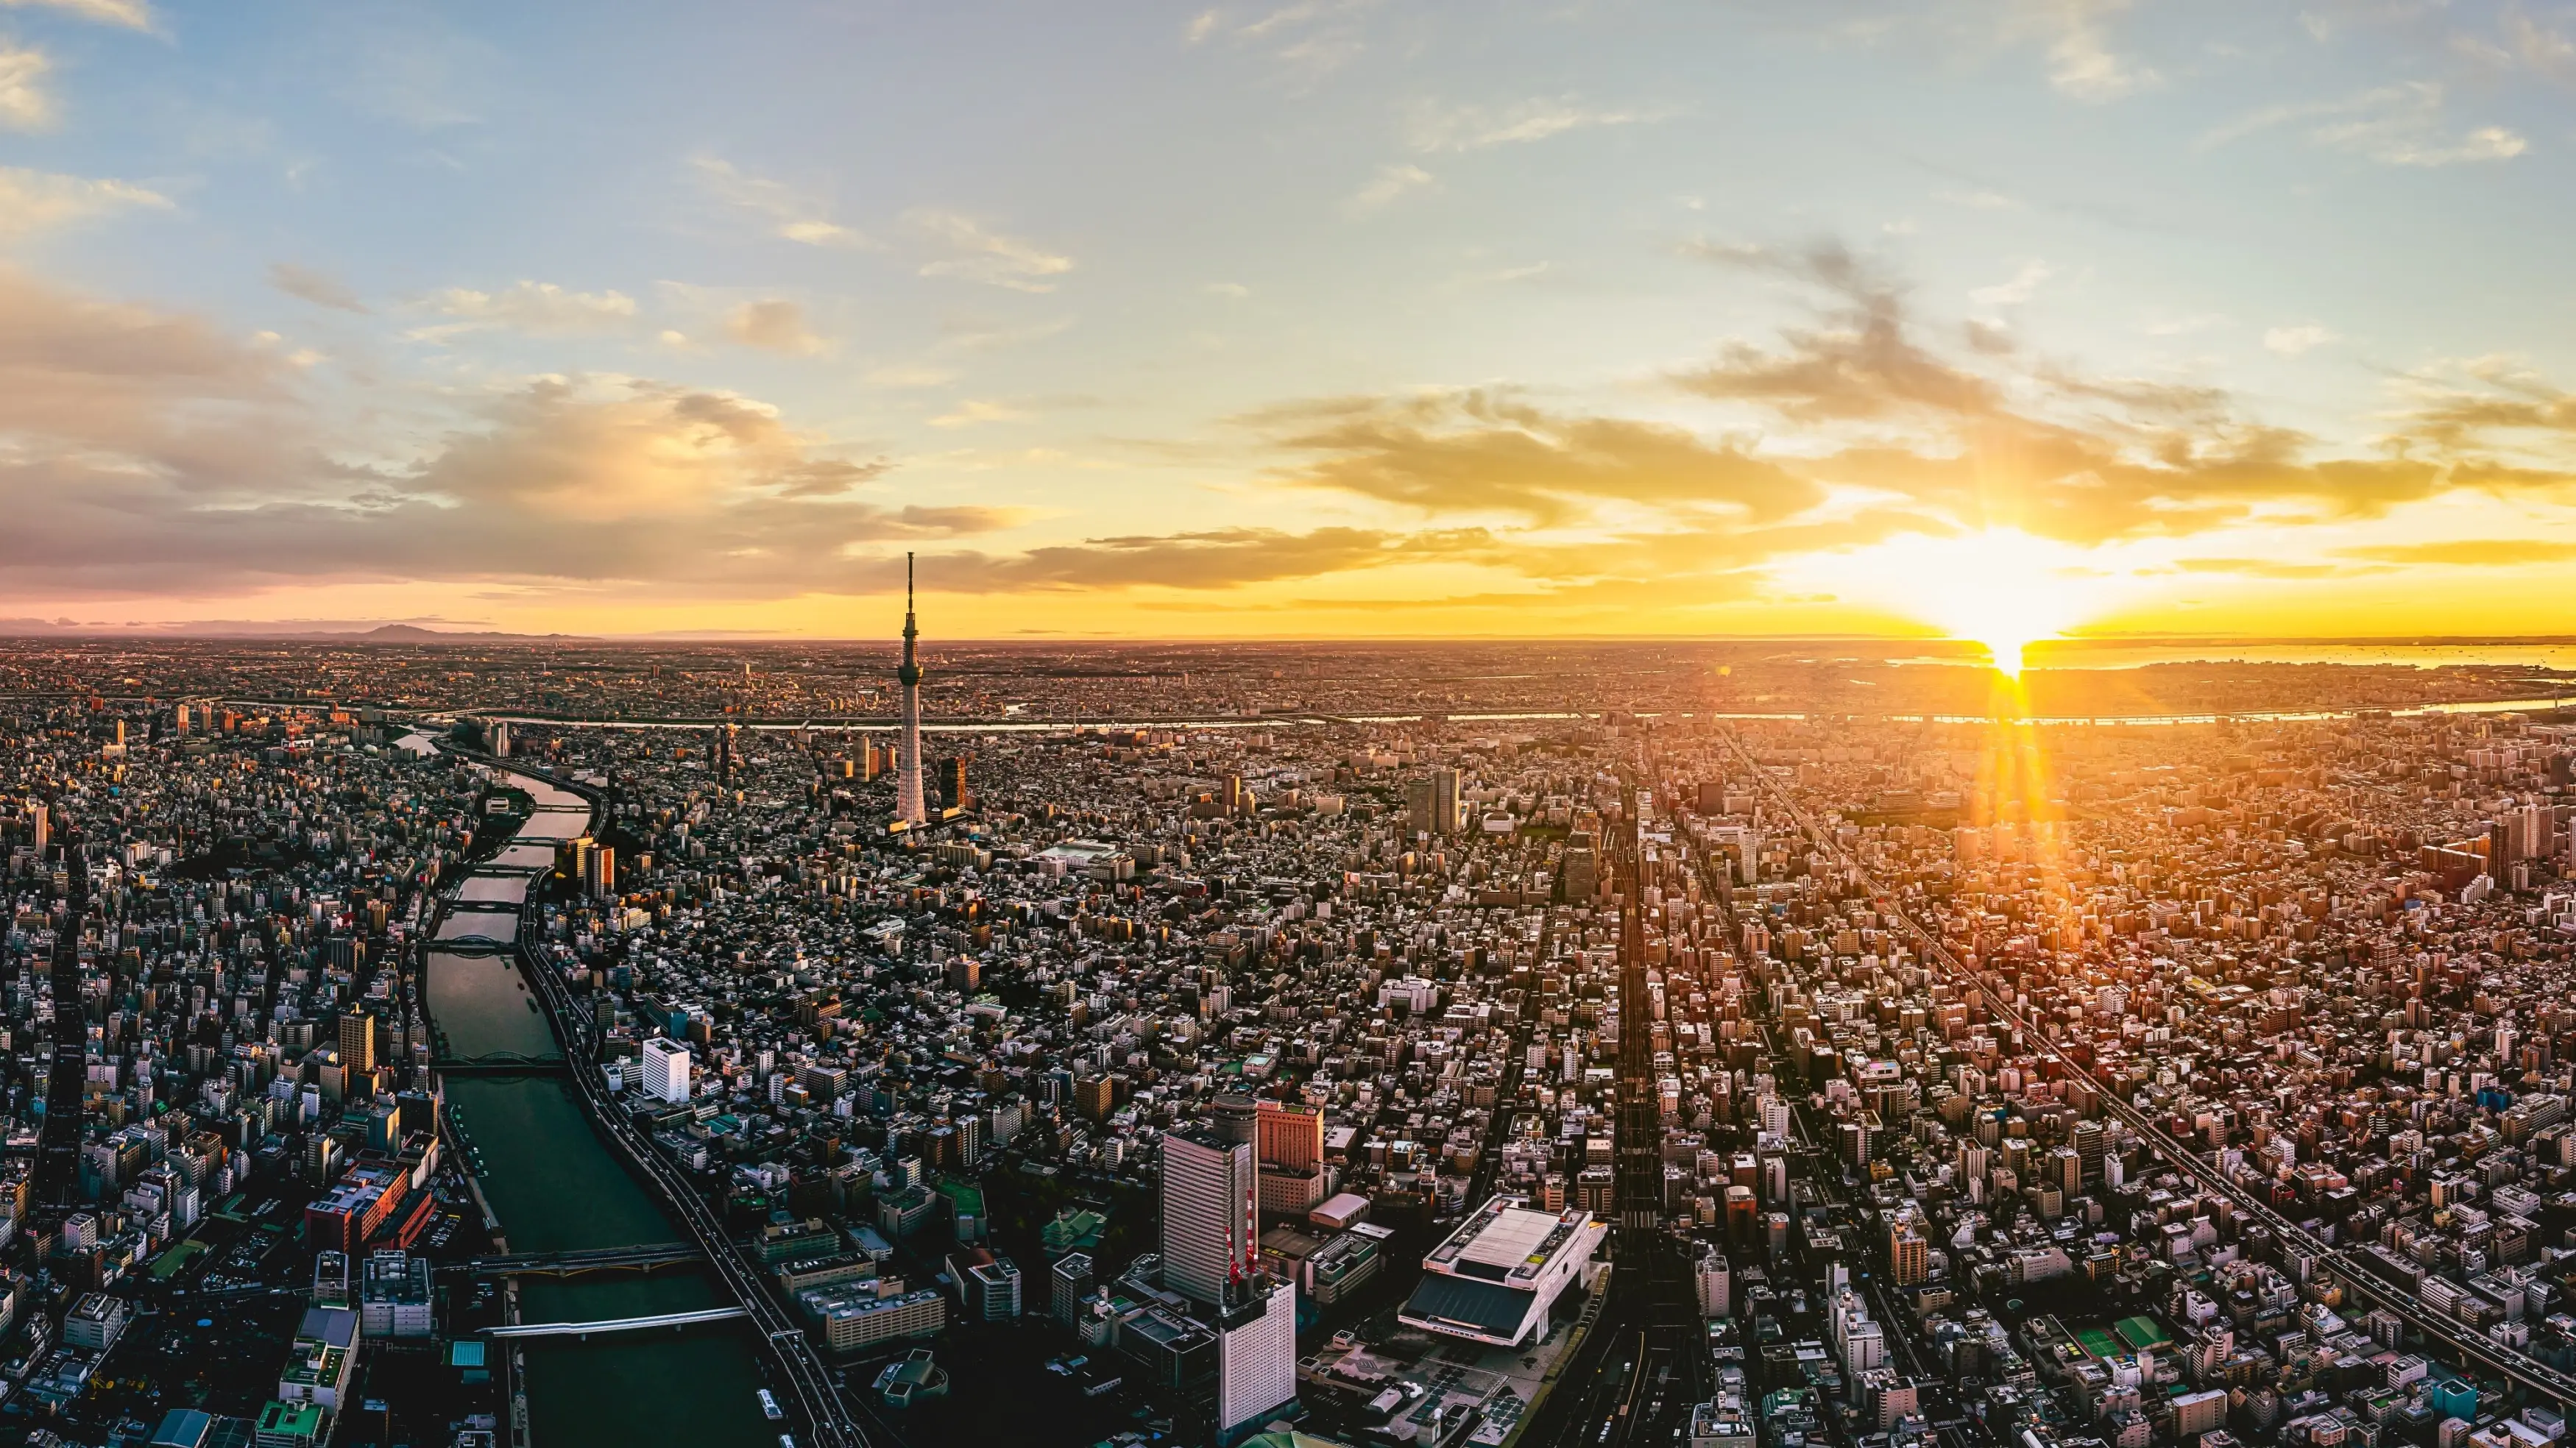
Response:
[1694,1242,1731,1318]
[1217,1275,1298,1443]
[641,1037,693,1104]
[894,552,929,827]
[1160,1124,1256,1308]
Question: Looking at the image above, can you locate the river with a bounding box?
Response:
[426,767,776,1448]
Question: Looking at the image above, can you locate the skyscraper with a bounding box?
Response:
[338,1012,376,1076]
[1406,767,1462,837]
[1255,1099,1328,1215]
[1254,1099,1323,1171]
[1216,1275,1298,1441]
[896,552,928,828]
[1160,1125,1256,1308]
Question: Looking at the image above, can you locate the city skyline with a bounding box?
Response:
[5,2,2576,653]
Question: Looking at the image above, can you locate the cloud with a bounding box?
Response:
[2340,539,2576,565]
[906,208,1074,292]
[0,41,51,129]
[2397,359,2576,450]
[1248,390,1822,528]
[1675,241,2009,423]
[330,5,494,130]
[2143,313,2230,337]
[269,262,367,314]
[866,363,957,388]
[413,281,637,338]
[0,271,1020,601]
[723,299,826,355]
[2169,556,2358,579]
[1667,238,2565,547]
[921,526,1495,593]
[1404,95,1668,152]
[2451,7,2576,85]
[0,265,1539,609]
[689,155,872,249]
[0,0,150,29]
[1936,187,2023,210]
[1345,163,1432,215]
[2012,0,2156,101]
[765,458,898,499]
[1969,260,2051,307]
[2263,324,2337,355]
[0,166,171,237]
[929,399,1025,428]
[1188,1,1373,85]
[2204,82,2527,166]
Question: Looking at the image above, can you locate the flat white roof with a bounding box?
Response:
[1423,1197,1597,1285]
[1457,1208,1563,1271]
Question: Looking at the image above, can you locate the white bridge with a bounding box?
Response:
[482,1306,749,1338]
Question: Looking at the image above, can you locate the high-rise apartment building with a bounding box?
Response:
[641,1037,693,1104]
[338,1012,375,1076]
[1160,1125,1256,1309]
[1694,1241,1731,1316]
[1051,1252,1095,1327]
[1888,1223,1928,1286]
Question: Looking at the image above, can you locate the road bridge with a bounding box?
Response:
[447,1243,704,1279]
[484,1306,747,1339]
[434,1051,569,1078]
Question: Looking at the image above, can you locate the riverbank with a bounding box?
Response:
[422,760,774,1448]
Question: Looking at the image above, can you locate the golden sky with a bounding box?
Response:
[2,1,2574,643]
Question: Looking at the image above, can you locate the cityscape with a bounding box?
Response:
[0,607,2573,1448]
[6,3,2576,1448]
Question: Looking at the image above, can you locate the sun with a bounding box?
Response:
[1837,529,2106,678]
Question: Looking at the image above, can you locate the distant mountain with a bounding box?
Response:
[353,623,592,642]
[0,618,592,642]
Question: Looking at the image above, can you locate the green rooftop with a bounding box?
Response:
[2115,1316,2172,1352]
[255,1400,322,1447]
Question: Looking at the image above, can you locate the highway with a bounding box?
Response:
[1713,724,2576,1410]
[32,823,90,1207]
[520,941,870,1445]
[1535,776,1708,1448]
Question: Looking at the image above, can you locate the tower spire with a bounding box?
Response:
[894,551,927,828]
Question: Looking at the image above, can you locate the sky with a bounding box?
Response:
[4,0,2576,643]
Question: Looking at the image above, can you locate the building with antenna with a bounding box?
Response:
[895,552,929,828]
